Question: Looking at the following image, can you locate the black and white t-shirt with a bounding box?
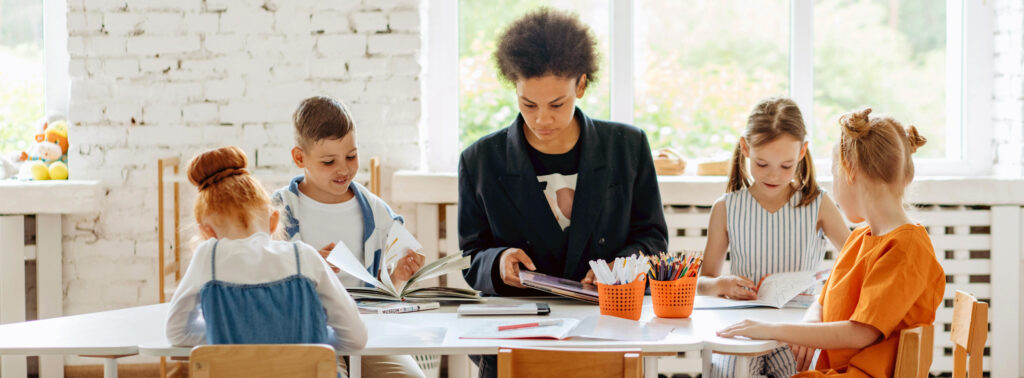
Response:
[526,140,581,231]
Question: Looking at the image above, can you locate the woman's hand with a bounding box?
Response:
[389,249,426,288]
[499,248,536,288]
[317,242,341,273]
[787,343,816,371]
[581,261,616,285]
[716,319,777,340]
[713,275,758,300]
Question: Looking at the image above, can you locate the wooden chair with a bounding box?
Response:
[497,347,642,378]
[369,157,381,196]
[951,290,988,378]
[894,324,934,378]
[157,156,185,378]
[189,344,337,378]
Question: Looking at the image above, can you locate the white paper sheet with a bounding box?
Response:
[694,270,827,309]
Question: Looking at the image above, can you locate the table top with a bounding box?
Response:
[0,297,805,358]
[0,179,101,214]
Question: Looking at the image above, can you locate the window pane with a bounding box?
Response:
[458,0,611,149]
[813,0,947,159]
[1,0,45,155]
[634,0,789,158]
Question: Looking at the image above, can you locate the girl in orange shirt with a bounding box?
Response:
[716,108,945,377]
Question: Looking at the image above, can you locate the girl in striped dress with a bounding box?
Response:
[698,97,850,377]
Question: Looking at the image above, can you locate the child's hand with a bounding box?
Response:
[317,243,341,273]
[716,319,776,340]
[714,275,758,300]
[389,249,425,287]
[787,343,816,371]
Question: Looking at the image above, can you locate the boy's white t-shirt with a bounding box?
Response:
[296,191,365,288]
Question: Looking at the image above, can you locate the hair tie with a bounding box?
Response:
[199,168,248,191]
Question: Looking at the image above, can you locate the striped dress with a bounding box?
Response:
[712,187,828,378]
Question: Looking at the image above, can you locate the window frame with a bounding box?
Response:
[425,0,994,176]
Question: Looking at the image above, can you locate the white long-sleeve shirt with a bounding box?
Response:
[164,232,367,352]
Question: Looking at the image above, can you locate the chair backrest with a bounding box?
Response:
[189,344,337,378]
[950,290,988,378]
[497,347,642,378]
[894,324,934,378]
[369,157,381,196]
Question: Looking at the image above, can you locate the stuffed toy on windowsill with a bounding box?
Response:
[17,118,70,180]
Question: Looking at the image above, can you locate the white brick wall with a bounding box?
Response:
[993,0,1024,177]
[64,0,424,343]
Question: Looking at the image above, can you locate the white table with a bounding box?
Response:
[0,297,804,378]
[138,297,804,378]
[0,180,101,378]
[0,304,166,378]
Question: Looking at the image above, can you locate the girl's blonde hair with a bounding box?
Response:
[186,146,272,230]
[727,97,819,207]
[837,108,926,197]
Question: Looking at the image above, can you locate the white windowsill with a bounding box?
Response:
[392,171,1024,206]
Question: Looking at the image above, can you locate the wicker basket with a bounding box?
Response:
[697,159,730,176]
[653,148,686,176]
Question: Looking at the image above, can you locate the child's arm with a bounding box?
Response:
[716,319,881,351]
[305,244,368,352]
[818,194,851,251]
[697,199,757,299]
[165,242,213,346]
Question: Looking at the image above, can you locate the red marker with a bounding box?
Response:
[497,320,563,331]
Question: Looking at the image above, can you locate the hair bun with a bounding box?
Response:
[187,146,250,191]
[840,108,872,139]
[905,125,927,154]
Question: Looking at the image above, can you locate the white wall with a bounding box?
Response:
[993,0,1024,177]
[63,0,424,324]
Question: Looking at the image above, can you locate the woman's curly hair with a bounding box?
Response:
[494,7,599,88]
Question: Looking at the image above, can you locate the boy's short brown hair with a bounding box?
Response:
[292,96,354,148]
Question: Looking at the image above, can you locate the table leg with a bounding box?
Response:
[733,355,752,378]
[103,358,118,378]
[36,214,64,378]
[349,355,361,378]
[702,346,712,377]
[643,356,658,378]
[0,215,27,378]
[448,355,470,378]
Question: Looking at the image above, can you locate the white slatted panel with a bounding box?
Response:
[443,204,473,290]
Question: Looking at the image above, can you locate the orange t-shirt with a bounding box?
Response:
[794,224,945,378]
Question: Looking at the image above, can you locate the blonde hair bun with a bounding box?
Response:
[840,108,873,139]
[905,125,927,154]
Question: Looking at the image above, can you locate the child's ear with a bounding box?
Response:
[799,141,808,160]
[291,147,305,168]
[575,74,587,99]
[739,138,751,158]
[268,210,280,234]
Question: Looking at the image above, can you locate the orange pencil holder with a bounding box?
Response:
[650,276,697,318]
[597,274,647,321]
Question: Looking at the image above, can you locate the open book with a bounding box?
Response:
[694,269,830,309]
[459,315,673,341]
[326,225,481,301]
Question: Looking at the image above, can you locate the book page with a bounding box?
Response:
[568,315,673,341]
[459,318,579,340]
[754,271,819,308]
[327,241,397,297]
[400,253,473,296]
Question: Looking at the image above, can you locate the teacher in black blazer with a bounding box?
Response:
[458,8,669,298]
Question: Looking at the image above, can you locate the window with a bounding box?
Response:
[434,0,991,174]
[1,0,45,155]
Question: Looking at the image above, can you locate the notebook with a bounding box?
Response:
[694,269,830,309]
[518,271,599,304]
[358,301,441,314]
[459,315,673,341]
[457,303,551,316]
